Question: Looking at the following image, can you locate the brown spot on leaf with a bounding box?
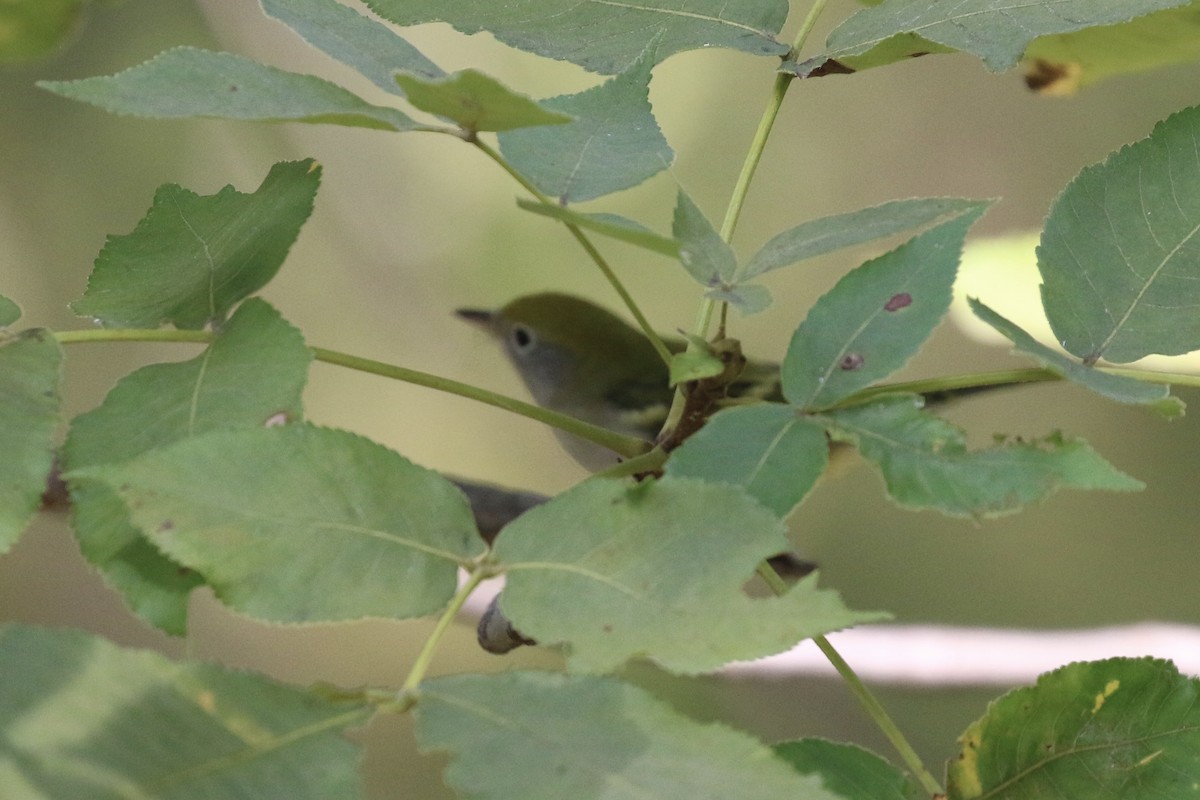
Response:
[1024,59,1081,96]
[839,352,864,371]
[157,520,174,533]
[884,292,912,312]
[805,59,855,78]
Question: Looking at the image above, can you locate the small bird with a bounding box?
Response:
[457,292,778,470]
[458,292,813,654]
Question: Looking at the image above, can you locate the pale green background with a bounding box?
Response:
[3,1,1200,797]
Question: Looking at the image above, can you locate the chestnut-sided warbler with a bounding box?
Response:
[457,292,779,470]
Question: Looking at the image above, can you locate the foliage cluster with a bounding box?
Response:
[4,1,1200,797]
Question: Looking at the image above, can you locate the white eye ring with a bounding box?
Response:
[509,323,536,353]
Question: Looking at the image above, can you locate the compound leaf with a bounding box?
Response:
[775,739,923,800]
[948,658,1200,799]
[782,206,987,410]
[62,299,310,635]
[1039,104,1200,364]
[39,46,416,130]
[262,0,443,95]
[492,477,882,674]
[674,189,737,286]
[70,425,483,624]
[811,0,1186,74]
[743,198,986,279]
[821,394,1142,518]
[395,69,571,133]
[969,298,1183,417]
[666,404,829,518]
[516,201,679,257]
[0,624,370,799]
[416,671,842,800]
[499,47,672,202]
[364,0,789,75]
[73,160,320,330]
[0,329,62,554]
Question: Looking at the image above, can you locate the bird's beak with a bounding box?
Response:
[455,307,496,328]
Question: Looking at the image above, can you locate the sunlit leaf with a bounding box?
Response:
[416,671,842,800]
[811,0,1186,74]
[821,394,1143,518]
[500,47,672,202]
[395,69,572,133]
[775,739,922,800]
[743,198,986,279]
[39,47,416,130]
[364,0,789,75]
[947,658,1200,799]
[492,477,882,674]
[72,160,320,330]
[1039,104,1200,364]
[0,624,370,799]
[969,298,1183,417]
[515,201,679,257]
[70,425,483,624]
[62,299,310,635]
[0,330,61,554]
[666,404,829,518]
[261,0,443,95]
[1023,5,1200,94]
[782,206,988,410]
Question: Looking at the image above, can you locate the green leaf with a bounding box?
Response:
[415,671,841,800]
[515,201,680,257]
[821,394,1143,518]
[73,160,320,330]
[969,298,1183,417]
[668,349,726,386]
[492,477,882,674]
[0,330,62,554]
[782,207,987,410]
[0,624,370,799]
[0,0,86,64]
[1023,5,1200,93]
[62,299,311,635]
[261,0,444,96]
[499,48,673,202]
[69,424,483,624]
[947,658,1200,800]
[816,0,1186,73]
[705,283,773,315]
[0,293,19,327]
[38,46,417,130]
[666,405,829,518]
[775,739,923,800]
[364,0,790,75]
[1039,105,1200,364]
[743,198,987,279]
[394,69,572,133]
[674,190,738,286]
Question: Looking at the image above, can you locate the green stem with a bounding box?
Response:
[755,561,942,795]
[398,567,490,705]
[468,136,673,366]
[52,329,649,460]
[812,635,944,796]
[311,347,649,458]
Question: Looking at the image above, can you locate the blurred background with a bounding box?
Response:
[3,1,1199,796]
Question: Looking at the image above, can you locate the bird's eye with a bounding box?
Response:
[510,323,536,353]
